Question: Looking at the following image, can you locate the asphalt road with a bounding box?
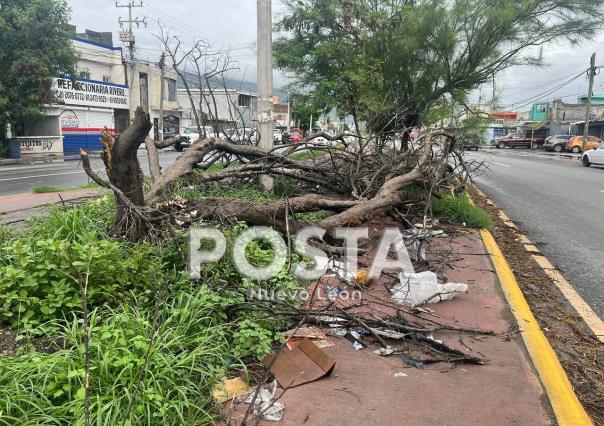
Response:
[0,151,181,197]
[468,149,604,318]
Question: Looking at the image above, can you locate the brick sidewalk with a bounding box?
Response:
[227,230,551,425]
[0,188,102,215]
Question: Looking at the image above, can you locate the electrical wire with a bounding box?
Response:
[501,69,588,110]
[143,3,254,52]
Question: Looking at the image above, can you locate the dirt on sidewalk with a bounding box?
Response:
[471,188,604,424]
[224,229,552,425]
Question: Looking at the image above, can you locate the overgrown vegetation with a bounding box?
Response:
[0,193,301,423]
[432,193,492,229]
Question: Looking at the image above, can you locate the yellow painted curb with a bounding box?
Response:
[480,229,593,426]
[480,193,604,342]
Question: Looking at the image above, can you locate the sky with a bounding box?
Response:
[67,0,604,112]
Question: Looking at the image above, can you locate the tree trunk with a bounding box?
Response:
[100,107,152,239]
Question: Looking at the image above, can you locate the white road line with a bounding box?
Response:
[489,161,512,168]
[0,170,85,182]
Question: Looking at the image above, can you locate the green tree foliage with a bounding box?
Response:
[290,92,319,132]
[0,0,77,139]
[275,0,604,136]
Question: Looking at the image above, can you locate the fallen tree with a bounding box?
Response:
[80,106,467,241]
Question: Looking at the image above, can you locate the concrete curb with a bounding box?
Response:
[480,229,593,425]
[475,187,604,343]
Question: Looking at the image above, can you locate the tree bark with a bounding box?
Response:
[99,107,152,239]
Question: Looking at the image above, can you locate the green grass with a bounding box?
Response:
[432,193,492,229]
[32,185,63,193]
[31,182,100,194]
[0,293,238,425]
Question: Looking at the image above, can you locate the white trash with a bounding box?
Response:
[390,271,468,307]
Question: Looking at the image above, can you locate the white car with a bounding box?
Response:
[176,126,225,151]
[226,127,259,144]
[582,143,604,167]
[273,129,283,143]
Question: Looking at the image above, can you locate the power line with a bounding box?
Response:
[143,3,254,52]
[501,70,588,110]
[502,70,587,98]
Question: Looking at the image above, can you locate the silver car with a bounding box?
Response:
[543,134,573,152]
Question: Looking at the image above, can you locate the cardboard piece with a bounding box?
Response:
[283,325,334,350]
[264,338,336,388]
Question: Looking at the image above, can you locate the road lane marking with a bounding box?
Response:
[0,170,85,182]
[488,161,512,168]
[481,230,594,425]
[475,187,604,344]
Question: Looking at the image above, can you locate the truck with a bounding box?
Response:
[490,131,545,149]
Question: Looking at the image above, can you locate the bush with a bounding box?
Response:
[0,200,158,333]
[432,193,492,229]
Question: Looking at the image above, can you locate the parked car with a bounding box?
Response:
[176,126,225,151]
[225,127,259,144]
[581,143,604,166]
[273,129,283,144]
[491,132,544,149]
[461,138,480,151]
[290,127,304,138]
[543,134,573,152]
[280,131,302,143]
[288,132,301,143]
[565,135,602,153]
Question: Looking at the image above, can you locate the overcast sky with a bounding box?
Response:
[67,0,604,112]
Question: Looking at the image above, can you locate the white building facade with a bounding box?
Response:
[129,62,181,139]
[22,36,130,156]
[177,88,258,131]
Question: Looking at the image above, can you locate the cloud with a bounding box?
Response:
[67,0,289,87]
[67,1,603,106]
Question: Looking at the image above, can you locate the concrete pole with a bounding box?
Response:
[257,0,274,191]
[582,52,596,152]
[286,92,291,132]
[158,52,165,142]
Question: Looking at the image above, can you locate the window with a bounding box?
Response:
[238,94,251,107]
[139,72,149,108]
[535,103,547,113]
[165,78,176,102]
[78,70,90,80]
[103,75,112,83]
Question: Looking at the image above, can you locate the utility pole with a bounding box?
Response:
[117,1,146,116]
[286,93,291,132]
[582,52,596,153]
[116,1,145,63]
[257,0,273,191]
[158,52,165,142]
[309,113,313,134]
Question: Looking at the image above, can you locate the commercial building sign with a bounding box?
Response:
[17,136,64,155]
[53,78,129,109]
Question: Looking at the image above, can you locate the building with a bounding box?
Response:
[128,62,181,139]
[272,99,289,131]
[20,29,129,157]
[16,27,182,160]
[177,88,258,131]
